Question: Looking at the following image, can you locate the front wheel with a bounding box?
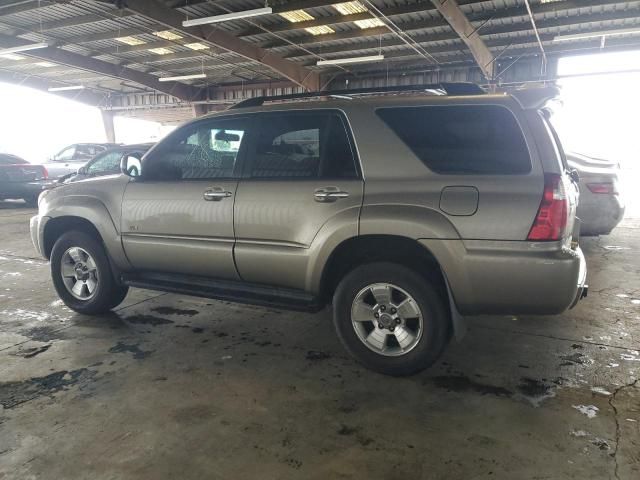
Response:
[333,262,450,376]
[50,231,129,314]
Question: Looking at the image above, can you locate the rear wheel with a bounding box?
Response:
[50,231,128,314]
[333,262,450,376]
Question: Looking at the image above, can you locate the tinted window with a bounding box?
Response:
[0,154,26,165]
[86,151,123,175]
[377,105,531,174]
[249,113,357,179]
[144,119,247,181]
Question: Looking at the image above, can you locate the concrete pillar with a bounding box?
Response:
[192,103,208,118]
[101,110,116,143]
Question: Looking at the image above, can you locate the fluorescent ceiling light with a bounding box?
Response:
[35,61,55,67]
[0,42,48,56]
[0,53,24,60]
[317,54,384,66]
[148,47,173,55]
[48,85,84,92]
[153,30,183,40]
[554,27,640,42]
[158,73,206,82]
[354,18,384,29]
[305,25,335,35]
[185,42,209,51]
[333,1,368,15]
[115,36,145,46]
[279,10,314,22]
[183,7,273,27]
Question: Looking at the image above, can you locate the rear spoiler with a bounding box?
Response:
[509,86,561,110]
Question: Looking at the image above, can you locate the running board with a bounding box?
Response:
[121,272,323,313]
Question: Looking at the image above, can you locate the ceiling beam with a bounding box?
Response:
[123,0,320,91]
[432,0,494,78]
[0,34,203,100]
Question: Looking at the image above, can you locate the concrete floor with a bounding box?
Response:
[0,200,638,480]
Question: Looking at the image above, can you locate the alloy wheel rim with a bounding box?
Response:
[351,282,424,357]
[60,247,98,300]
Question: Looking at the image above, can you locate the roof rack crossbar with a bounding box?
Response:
[229,82,484,110]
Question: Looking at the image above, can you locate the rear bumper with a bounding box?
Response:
[0,180,56,199]
[420,238,587,316]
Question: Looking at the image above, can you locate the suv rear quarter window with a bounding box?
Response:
[376,105,531,175]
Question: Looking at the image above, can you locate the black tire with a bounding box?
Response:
[50,231,129,314]
[333,262,450,376]
[23,195,39,208]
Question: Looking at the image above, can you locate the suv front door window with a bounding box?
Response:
[120,118,249,278]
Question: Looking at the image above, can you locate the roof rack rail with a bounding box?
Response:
[229,82,485,110]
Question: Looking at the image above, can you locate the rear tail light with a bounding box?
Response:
[586,182,616,195]
[528,174,569,241]
[40,166,48,180]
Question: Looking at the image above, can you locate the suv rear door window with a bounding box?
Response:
[376,105,531,175]
[248,113,358,179]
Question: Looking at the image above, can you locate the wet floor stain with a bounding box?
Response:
[517,377,553,398]
[559,352,592,366]
[12,344,51,358]
[430,375,512,397]
[124,314,173,326]
[23,325,67,342]
[151,306,200,316]
[108,341,153,359]
[191,327,204,334]
[306,350,331,361]
[0,368,96,409]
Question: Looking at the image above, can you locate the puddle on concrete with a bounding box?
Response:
[559,352,594,366]
[0,368,97,409]
[12,344,51,359]
[151,306,200,316]
[430,375,512,397]
[123,314,174,326]
[108,341,153,359]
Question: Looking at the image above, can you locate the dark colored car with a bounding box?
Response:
[59,144,153,184]
[0,153,54,206]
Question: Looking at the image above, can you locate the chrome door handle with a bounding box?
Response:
[314,188,349,202]
[203,189,232,201]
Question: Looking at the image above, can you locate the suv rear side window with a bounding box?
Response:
[377,105,531,174]
[248,113,358,179]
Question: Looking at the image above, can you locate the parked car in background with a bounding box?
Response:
[43,143,117,179]
[0,153,54,206]
[31,84,587,376]
[59,144,152,184]
[568,152,625,236]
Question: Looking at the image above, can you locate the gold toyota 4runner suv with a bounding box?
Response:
[31,84,587,376]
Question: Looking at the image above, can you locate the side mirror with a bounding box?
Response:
[77,166,87,175]
[121,155,142,178]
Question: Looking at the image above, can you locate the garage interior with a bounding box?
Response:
[1,0,639,478]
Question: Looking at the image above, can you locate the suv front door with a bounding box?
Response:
[121,117,249,278]
[233,111,363,290]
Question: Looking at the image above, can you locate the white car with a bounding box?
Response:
[568,152,625,236]
[42,143,116,179]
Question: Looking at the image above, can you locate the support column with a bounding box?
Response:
[192,103,208,118]
[100,110,116,143]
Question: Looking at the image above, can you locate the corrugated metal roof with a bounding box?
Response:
[0,0,639,112]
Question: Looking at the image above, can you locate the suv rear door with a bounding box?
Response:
[120,117,249,278]
[233,110,363,289]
